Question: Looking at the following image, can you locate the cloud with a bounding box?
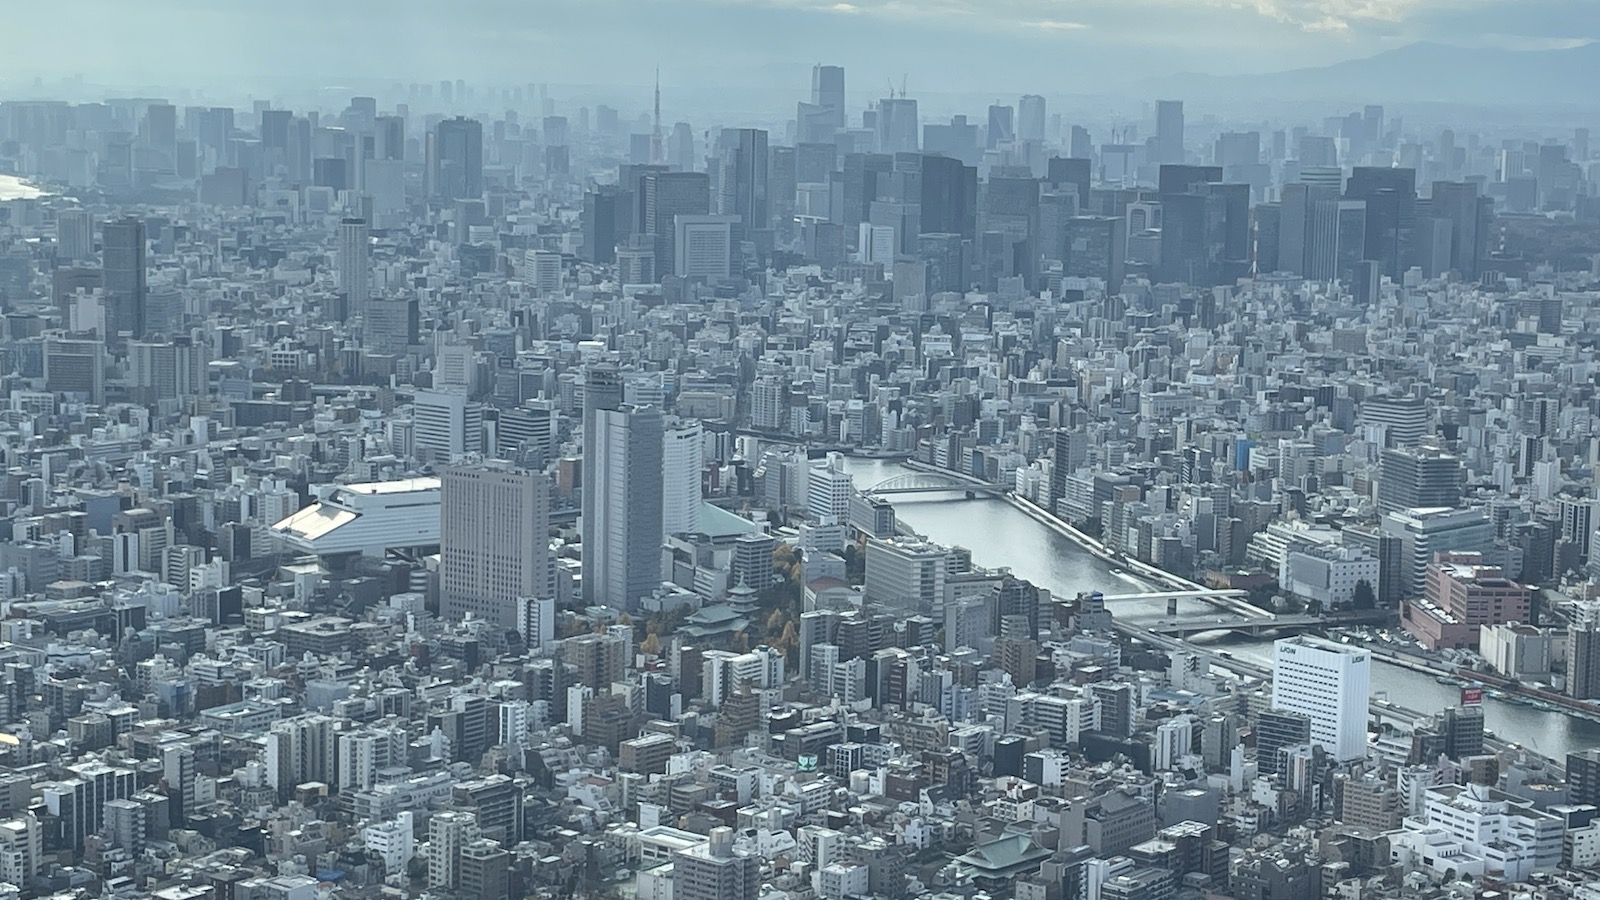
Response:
[1033,19,1090,31]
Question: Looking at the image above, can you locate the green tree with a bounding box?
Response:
[1353,579,1377,610]
[1247,583,1279,611]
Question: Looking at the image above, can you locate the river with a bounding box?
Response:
[0,175,48,201]
[839,457,1600,762]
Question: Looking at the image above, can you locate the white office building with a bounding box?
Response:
[1381,506,1494,597]
[663,418,703,535]
[807,452,854,525]
[363,812,415,876]
[1271,635,1370,761]
[1280,544,1380,609]
[864,538,949,610]
[674,214,738,280]
[518,596,557,653]
[412,389,482,460]
[858,223,896,265]
[526,249,563,296]
[1390,783,1564,882]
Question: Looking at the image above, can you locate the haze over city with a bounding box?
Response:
[1,4,1600,900]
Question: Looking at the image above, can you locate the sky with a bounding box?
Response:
[3,0,1597,103]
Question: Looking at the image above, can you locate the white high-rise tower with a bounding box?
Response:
[1271,635,1371,761]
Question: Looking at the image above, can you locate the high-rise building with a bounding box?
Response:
[1568,615,1600,701]
[264,715,336,798]
[1429,180,1492,280]
[102,216,146,344]
[1305,198,1367,284]
[1046,156,1092,210]
[527,249,563,296]
[430,116,483,200]
[337,725,407,792]
[261,108,291,157]
[365,297,420,354]
[1378,446,1465,514]
[427,810,480,890]
[1018,95,1047,143]
[811,65,846,129]
[1256,708,1313,778]
[921,154,977,240]
[337,217,369,320]
[877,97,919,154]
[141,102,177,164]
[1570,749,1600,806]
[675,828,760,900]
[674,215,738,280]
[44,338,105,404]
[452,774,524,847]
[1065,215,1127,294]
[642,172,711,276]
[582,368,664,609]
[440,463,551,628]
[1345,166,1417,279]
[56,209,94,261]
[715,128,768,241]
[663,418,703,535]
[918,232,965,296]
[413,390,483,460]
[863,538,948,610]
[41,762,136,850]
[582,186,624,264]
[1156,100,1185,165]
[1278,181,1340,277]
[1271,636,1370,761]
[1381,507,1495,598]
[564,629,630,691]
[1362,395,1428,448]
[807,452,854,525]
[986,104,1015,149]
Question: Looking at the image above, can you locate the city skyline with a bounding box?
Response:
[6,0,1600,110]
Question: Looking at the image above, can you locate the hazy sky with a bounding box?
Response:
[4,0,1596,99]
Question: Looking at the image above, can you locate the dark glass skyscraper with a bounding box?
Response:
[921,154,977,240]
[1046,157,1092,211]
[643,172,711,276]
[1065,216,1127,294]
[986,105,1014,149]
[1429,180,1492,280]
[1156,100,1185,165]
[715,128,769,241]
[431,116,483,201]
[582,187,624,264]
[102,216,146,345]
[1345,167,1417,279]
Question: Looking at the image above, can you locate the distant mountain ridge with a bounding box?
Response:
[1146,41,1600,107]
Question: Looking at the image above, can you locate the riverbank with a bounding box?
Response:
[837,456,1600,761]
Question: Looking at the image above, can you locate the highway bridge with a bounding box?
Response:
[1098,588,1267,619]
[1143,608,1393,637]
[861,472,1007,496]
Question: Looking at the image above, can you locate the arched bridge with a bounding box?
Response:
[863,472,1006,496]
